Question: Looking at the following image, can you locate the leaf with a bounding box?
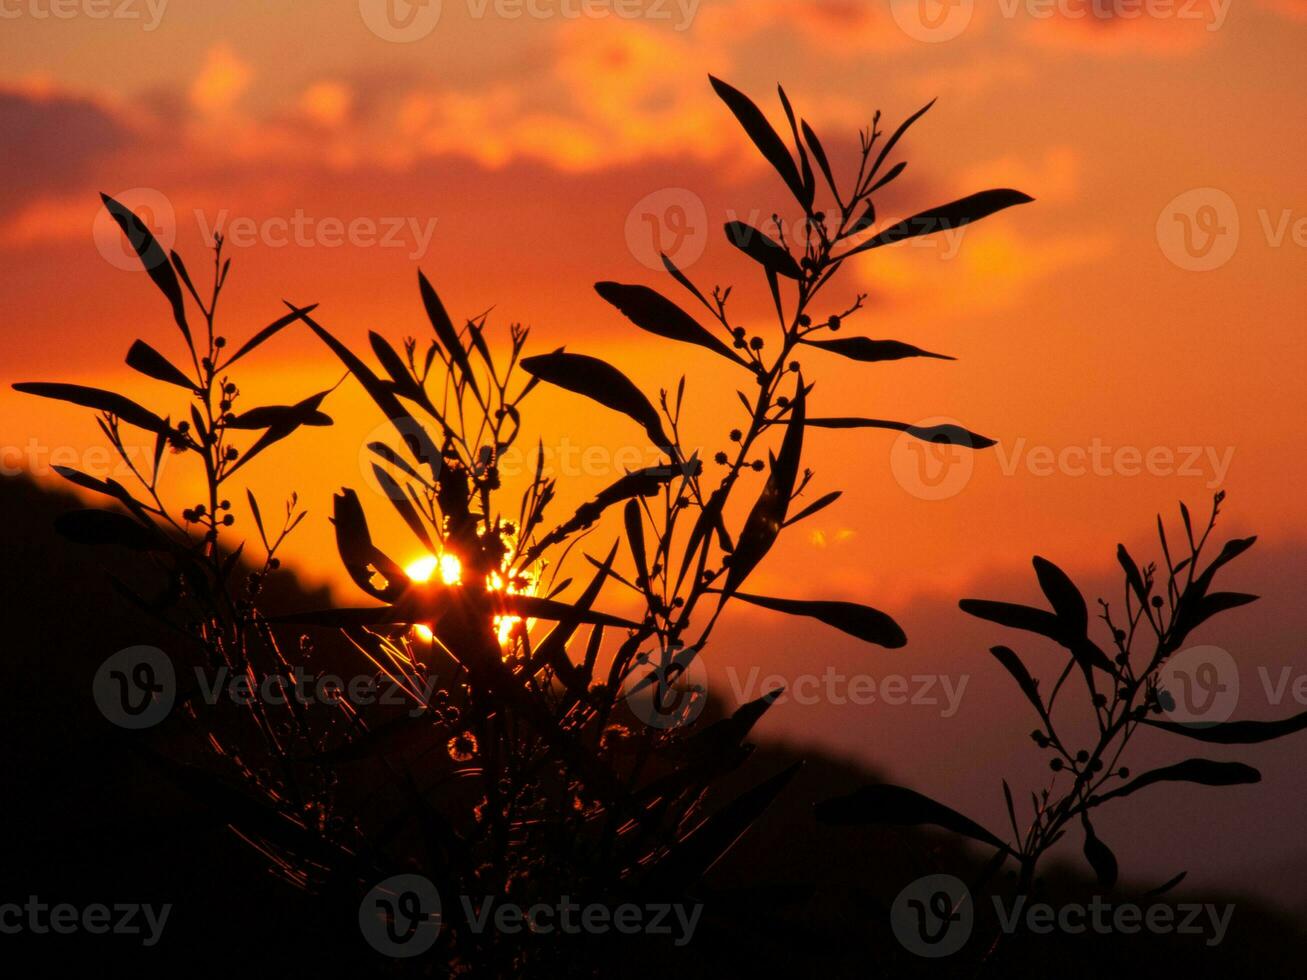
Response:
[221,305,317,368]
[1172,591,1259,645]
[126,340,194,390]
[594,282,746,366]
[842,189,1035,256]
[1194,536,1257,593]
[529,541,617,688]
[1117,543,1150,605]
[959,598,1062,638]
[100,193,190,343]
[805,417,996,450]
[989,645,1042,713]
[1141,709,1307,744]
[660,252,711,310]
[225,404,333,429]
[297,308,442,478]
[724,221,802,279]
[800,119,837,200]
[369,331,423,400]
[371,464,435,554]
[520,351,670,448]
[1032,556,1089,635]
[13,382,170,434]
[815,783,1009,852]
[246,489,269,551]
[54,509,161,550]
[868,99,935,184]
[729,591,905,649]
[1144,871,1189,899]
[1089,759,1261,807]
[722,375,805,596]
[799,336,953,362]
[331,488,409,602]
[776,84,815,211]
[418,270,480,399]
[624,499,650,594]
[708,75,805,205]
[783,490,841,528]
[1081,814,1119,889]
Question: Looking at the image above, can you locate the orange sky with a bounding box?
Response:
[4,0,1307,898]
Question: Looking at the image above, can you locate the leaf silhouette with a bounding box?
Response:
[807,417,995,450]
[594,281,746,366]
[331,488,409,602]
[728,591,906,649]
[815,783,1009,852]
[1081,814,1119,889]
[298,308,442,478]
[841,189,1034,256]
[868,99,935,184]
[220,304,317,369]
[724,221,802,279]
[1089,759,1260,806]
[800,119,837,200]
[520,351,670,448]
[799,336,954,363]
[100,193,190,343]
[1032,556,1089,636]
[723,375,805,596]
[959,598,1062,638]
[225,403,333,429]
[709,75,805,205]
[13,382,171,435]
[989,645,1043,713]
[418,270,480,400]
[126,340,195,390]
[783,489,841,528]
[1142,710,1307,744]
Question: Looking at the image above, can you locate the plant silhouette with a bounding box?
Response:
[14,75,1046,973]
[817,492,1307,965]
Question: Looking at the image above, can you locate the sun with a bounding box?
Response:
[403,551,529,646]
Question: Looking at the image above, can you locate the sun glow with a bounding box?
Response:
[403,552,530,647]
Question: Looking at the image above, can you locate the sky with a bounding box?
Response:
[3,0,1307,903]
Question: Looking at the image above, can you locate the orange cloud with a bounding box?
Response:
[189,44,253,114]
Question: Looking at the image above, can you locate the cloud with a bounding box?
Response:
[1016,0,1232,54]
[958,146,1082,205]
[190,44,253,114]
[0,81,136,217]
[855,223,1113,316]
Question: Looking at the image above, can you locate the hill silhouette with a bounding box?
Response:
[2,471,1303,976]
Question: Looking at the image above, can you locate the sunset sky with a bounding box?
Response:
[4,0,1307,903]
